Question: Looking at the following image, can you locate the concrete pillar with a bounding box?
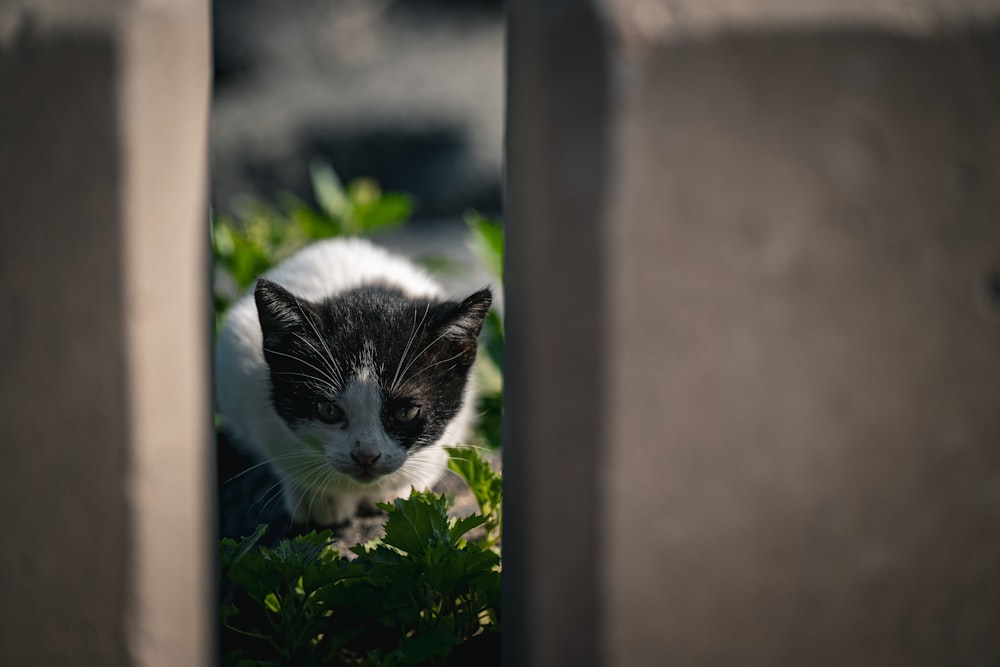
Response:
[0,1,212,665]
[505,2,1000,666]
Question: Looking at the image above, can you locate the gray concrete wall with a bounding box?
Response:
[504,2,611,665]
[4,0,999,664]
[0,1,212,665]
[505,1,1000,665]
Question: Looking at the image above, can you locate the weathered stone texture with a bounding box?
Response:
[505,1,1000,665]
[0,2,212,665]
[605,27,1000,667]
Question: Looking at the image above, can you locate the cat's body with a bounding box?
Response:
[215,237,491,525]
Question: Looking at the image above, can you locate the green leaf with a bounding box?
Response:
[220,602,240,626]
[397,628,461,666]
[418,254,463,275]
[447,448,502,518]
[285,194,341,240]
[475,347,503,398]
[354,192,413,232]
[450,514,489,544]
[263,592,281,613]
[220,524,267,570]
[447,447,503,547]
[310,161,349,221]
[212,216,236,258]
[465,211,504,282]
[220,486,503,664]
[380,491,452,557]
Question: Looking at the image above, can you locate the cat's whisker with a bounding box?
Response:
[439,466,468,483]
[292,300,346,389]
[400,350,468,389]
[441,457,483,471]
[271,369,338,394]
[298,465,333,526]
[267,459,332,525]
[399,468,439,487]
[254,479,310,520]
[251,476,292,515]
[394,328,453,390]
[227,414,297,431]
[401,463,449,489]
[263,347,341,389]
[292,331,343,390]
[250,449,324,467]
[223,451,319,485]
[390,302,431,394]
[282,461,331,487]
[393,454,445,478]
[449,442,494,454]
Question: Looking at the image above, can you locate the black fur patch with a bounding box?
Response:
[255,279,492,449]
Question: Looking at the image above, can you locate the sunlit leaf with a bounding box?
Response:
[311,161,349,221]
[465,211,503,281]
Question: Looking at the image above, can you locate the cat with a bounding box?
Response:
[215,237,491,525]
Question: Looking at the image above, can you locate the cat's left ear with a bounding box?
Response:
[440,288,493,353]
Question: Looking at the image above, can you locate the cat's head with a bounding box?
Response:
[254,278,491,487]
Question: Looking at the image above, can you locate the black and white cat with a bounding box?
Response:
[215,237,491,525]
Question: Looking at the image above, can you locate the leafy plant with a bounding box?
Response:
[464,212,504,452]
[465,211,504,284]
[212,161,413,331]
[446,447,502,551]
[220,451,503,667]
[214,177,506,666]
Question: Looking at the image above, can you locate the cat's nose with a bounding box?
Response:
[351,450,382,467]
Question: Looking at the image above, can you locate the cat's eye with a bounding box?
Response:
[316,401,345,424]
[393,404,421,424]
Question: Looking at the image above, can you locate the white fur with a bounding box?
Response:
[215,238,477,524]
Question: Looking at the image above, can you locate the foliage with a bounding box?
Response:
[212,161,413,331]
[220,452,503,667]
[465,211,504,285]
[446,447,502,551]
[464,211,504,452]
[214,172,506,666]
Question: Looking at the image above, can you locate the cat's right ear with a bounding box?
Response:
[255,278,317,345]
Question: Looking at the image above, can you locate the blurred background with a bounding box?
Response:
[211,0,504,256]
[210,0,507,545]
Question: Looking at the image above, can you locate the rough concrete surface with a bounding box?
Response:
[604,26,1000,667]
[505,1,1000,666]
[1,1,213,665]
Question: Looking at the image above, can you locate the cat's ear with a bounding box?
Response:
[438,288,493,353]
[255,278,318,345]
